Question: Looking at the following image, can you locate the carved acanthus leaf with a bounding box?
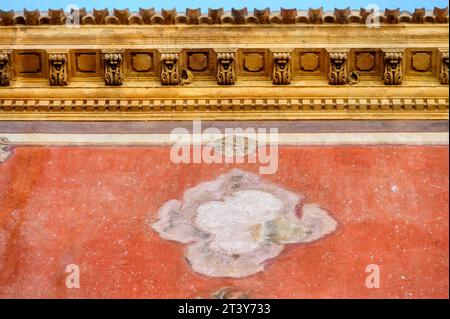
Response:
[0,52,11,86]
[49,54,68,86]
[217,52,236,85]
[383,52,403,85]
[440,52,449,85]
[272,52,292,85]
[328,52,348,85]
[160,53,180,85]
[103,53,123,86]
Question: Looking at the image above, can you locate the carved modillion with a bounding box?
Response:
[48,53,68,86]
[272,52,291,85]
[383,51,403,85]
[160,53,180,85]
[440,51,449,84]
[217,52,236,85]
[0,51,11,86]
[103,52,123,86]
[328,52,348,85]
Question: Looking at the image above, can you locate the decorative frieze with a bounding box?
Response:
[272,52,292,85]
[0,98,447,119]
[160,52,180,85]
[0,48,449,87]
[216,51,236,85]
[328,52,348,85]
[103,52,123,86]
[440,51,449,84]
[2,7,449,26]
[383,51,403,85]
[48,53,68,86]
[0,51,11,86]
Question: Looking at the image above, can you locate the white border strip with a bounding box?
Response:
[1,133,448,146]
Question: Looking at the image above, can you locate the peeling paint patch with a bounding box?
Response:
[152,169,337,278]
[0,144,12,164]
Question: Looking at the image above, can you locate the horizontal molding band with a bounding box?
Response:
[0,98,448,120]
[2,86,448,96]
[1,133,448,146]
[0,120,447,134]
[0,98,448,110]
[1,26,447,47]
[0,113,448,121]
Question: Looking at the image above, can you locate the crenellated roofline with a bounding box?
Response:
[0,7,448,26]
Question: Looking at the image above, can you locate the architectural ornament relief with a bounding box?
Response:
[440,51,449,85]
[328,52,348,85]
[272,52,292,85]
[216,52,236,85]
[48,54,68,86]
[384,52,403,85]
[160,53,180,85]
[103,52,124,86]
[0,52,11,87]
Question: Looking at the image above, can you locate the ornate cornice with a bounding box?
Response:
[0,7,448,26]
[0,7,448,120]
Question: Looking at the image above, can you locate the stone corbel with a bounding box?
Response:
[0,50,12,87]
[328,50,349,85]
[439,50,449,85]
[47,51,69,86]
[102,51,124,86]
[271,51,292,85]
[160,51,180,85]
[383,50,403,85]
[216,50,237,85]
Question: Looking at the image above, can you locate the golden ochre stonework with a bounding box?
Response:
[0,7,448,120]
[0,51,11,87]
[48,53,68,86]
[1,7,449,25]
[0,97,447,120]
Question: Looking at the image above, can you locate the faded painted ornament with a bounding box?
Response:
[152,169,337,278]
[0,143,11,163]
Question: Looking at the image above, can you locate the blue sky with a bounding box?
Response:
[0,1,448,11]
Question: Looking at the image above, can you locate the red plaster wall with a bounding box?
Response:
[0,146,448,298]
